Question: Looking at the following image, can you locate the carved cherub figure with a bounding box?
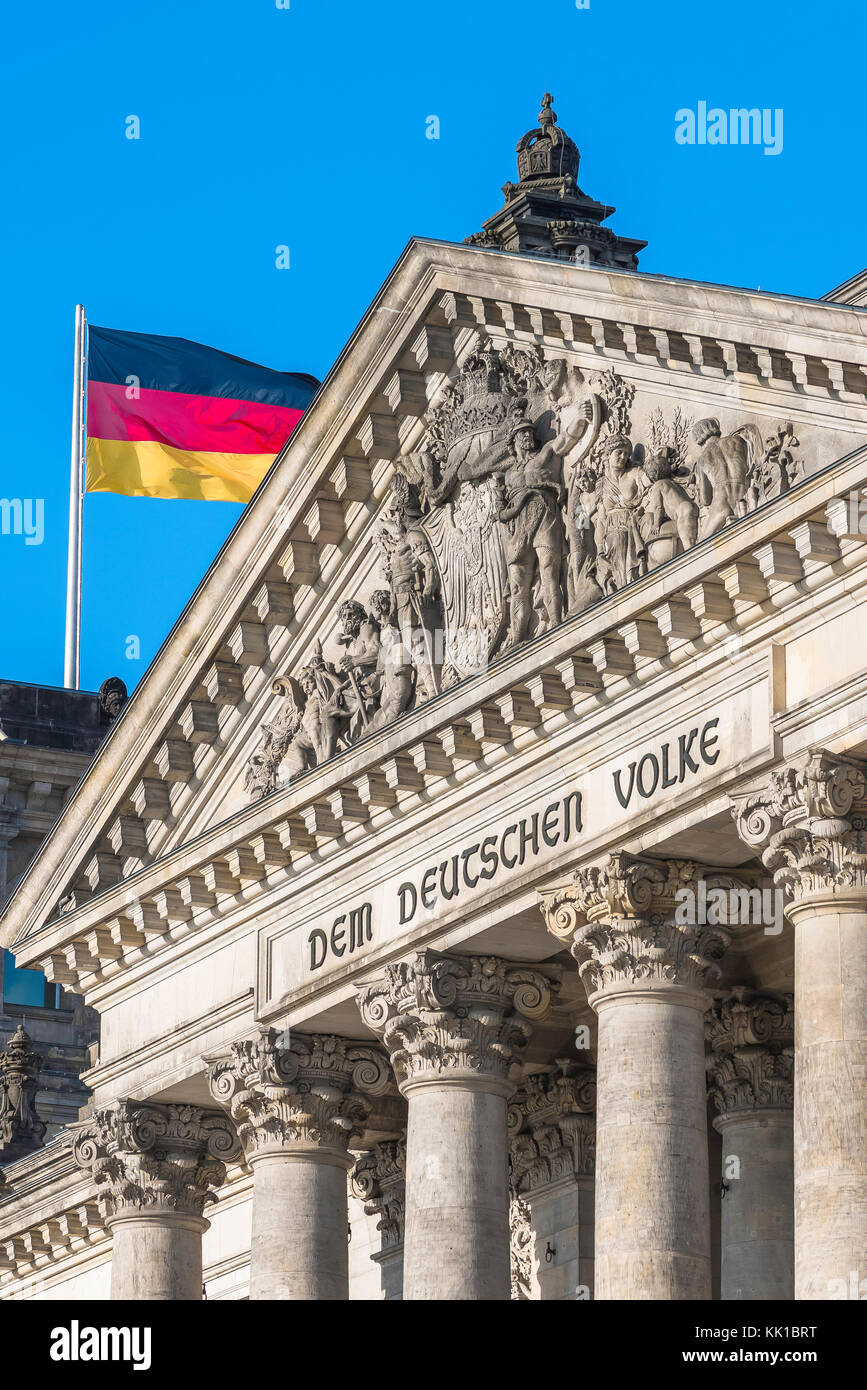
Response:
[639,445,699,552]
[247,645,350,794]
[565,459,603,611]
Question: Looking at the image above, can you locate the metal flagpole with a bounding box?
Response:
[63,304,86,690]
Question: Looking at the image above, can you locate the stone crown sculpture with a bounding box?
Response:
[465,93,646,268]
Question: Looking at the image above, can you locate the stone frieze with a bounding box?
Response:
[247,337,805,798]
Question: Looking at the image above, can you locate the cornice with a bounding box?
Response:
[0,743,91,780]
[0,1137,81,1218]
[0,1140,105,1286]
[772,667,867,740]
[419,241,867,353]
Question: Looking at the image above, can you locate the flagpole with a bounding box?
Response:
[63,304,86,690]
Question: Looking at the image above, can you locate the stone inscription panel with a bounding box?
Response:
[258,679,768,1012]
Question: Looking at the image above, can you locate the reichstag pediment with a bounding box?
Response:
[4,244,864,939]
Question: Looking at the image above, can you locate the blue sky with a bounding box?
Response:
[0,0,863,694]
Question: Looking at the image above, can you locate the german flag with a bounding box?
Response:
[85,326,318,503]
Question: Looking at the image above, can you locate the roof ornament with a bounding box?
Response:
[466,91,645,269]
[0,1024,47,1163]
[538,93,567,152]
[98,676,128,724]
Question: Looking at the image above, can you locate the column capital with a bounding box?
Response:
[706,988,794,1120]
[732,749,867,906]
[71,1099,240,1224]
[205,1027,392,1163]
[356,951,559,1095]
[349,1139,406,1252]
[508,1061,596,1192]
[539,852,737,1003]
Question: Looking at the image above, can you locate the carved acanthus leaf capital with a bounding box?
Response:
[356,951,558,1092]
[706,988,794,1116]
[539,851,667,942]
[508,1061,597,1191]
[71,1100,239,1222]
[206,1028,391,1160]
[539,854,732,999]
[507,1058,596,1130]
[349,1139,406,1250]
[732,751,867,901]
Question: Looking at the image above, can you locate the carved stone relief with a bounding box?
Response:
[509,1192,535,1300]
[706,988,794,1115]
[246,337,806,797]
[349,1140,407,1251]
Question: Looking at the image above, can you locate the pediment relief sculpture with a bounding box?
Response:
[246,338,805,798]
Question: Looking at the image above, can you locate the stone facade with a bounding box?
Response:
[0,679,125,1157]
[0,98,866,1301]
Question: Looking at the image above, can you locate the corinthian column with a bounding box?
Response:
[357,952,557,1301]
[508,1061,597,1300]
[350,1140,406,1299]
[72,1100,239,1300]
[733,751,867,1299]
[541,854,739,1301]
[706,989,794,1300]
[206,1028,390,1300]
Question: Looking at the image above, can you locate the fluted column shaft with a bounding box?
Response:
[71,1100,238,1301]
[358,951,557,1302]
[734,752,867,1299]
[206,1028,389,1300]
